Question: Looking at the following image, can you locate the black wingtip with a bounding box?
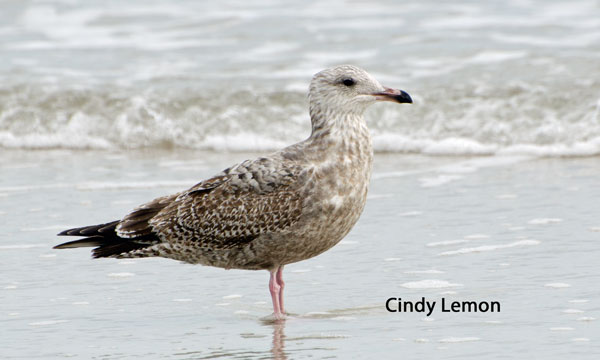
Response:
[57,221,120,237]
[57,229,71,236]
[54,220,157,257]
[53,237,105,249]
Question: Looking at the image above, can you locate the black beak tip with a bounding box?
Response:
[396,90,413,104]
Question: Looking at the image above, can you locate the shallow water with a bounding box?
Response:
[1,150,599,359]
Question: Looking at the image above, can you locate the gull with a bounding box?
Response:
[54,65,412,319]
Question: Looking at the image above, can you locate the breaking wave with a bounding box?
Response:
[1,78,599,156]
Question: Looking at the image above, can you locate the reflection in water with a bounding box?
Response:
[270,320,287,360]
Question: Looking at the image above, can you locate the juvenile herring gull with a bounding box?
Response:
[54,65,412,319]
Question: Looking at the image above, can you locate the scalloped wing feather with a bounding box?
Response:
[116,158,304,250]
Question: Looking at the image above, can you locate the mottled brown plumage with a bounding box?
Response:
[55,65,412,319]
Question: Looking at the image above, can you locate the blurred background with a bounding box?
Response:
[1,0,599,155]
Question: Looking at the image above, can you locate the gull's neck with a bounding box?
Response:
[303,103,373,164]
[309,101,369,137]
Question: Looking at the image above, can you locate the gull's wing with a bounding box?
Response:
[56,157,306,258]
[118,157,304,251]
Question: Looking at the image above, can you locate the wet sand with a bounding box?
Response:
[1,149,599,359]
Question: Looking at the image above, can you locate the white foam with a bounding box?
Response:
[466,156,531,168]
[401,279,462,289]
[0,131,111,150]
[107,272,135,278]
[404,270,445,274]
[0,0,599,163]
[571,338,590,342]
[528,218,563,225]
[427,239,468,247]
[222,294,242,299]
[464,234,490,240]
[439,291,457,295]
[577,317,595,322]
[2,114,600,157]
[398,211,423,217]
[419,174,463,188]
[200,133,288,152]
[438,240,540,256]
[467,51,527,64]
[421,14,547,31]
[549,327,574,331]
[563,309,584,314]
[439,337,480,343]
[304,311,331,316]
[371,134,498,155]
[422,138,498,155]
[29,320,68,326]
[544,283,571,288]
[499,141,600,157]
[0,0,600,160]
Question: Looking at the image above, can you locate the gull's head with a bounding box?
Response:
[308,65,412,117]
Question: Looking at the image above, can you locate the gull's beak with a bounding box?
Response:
[373,87,413,104]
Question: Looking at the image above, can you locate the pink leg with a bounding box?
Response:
[269,266,286,319]
[276,266,285,314]
[269,268,283,319]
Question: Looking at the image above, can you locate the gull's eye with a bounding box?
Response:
[342,78,355,87]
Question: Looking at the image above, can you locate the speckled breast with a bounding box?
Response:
[252,148,373,268]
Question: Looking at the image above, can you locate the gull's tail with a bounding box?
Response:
[55,221,157,258]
